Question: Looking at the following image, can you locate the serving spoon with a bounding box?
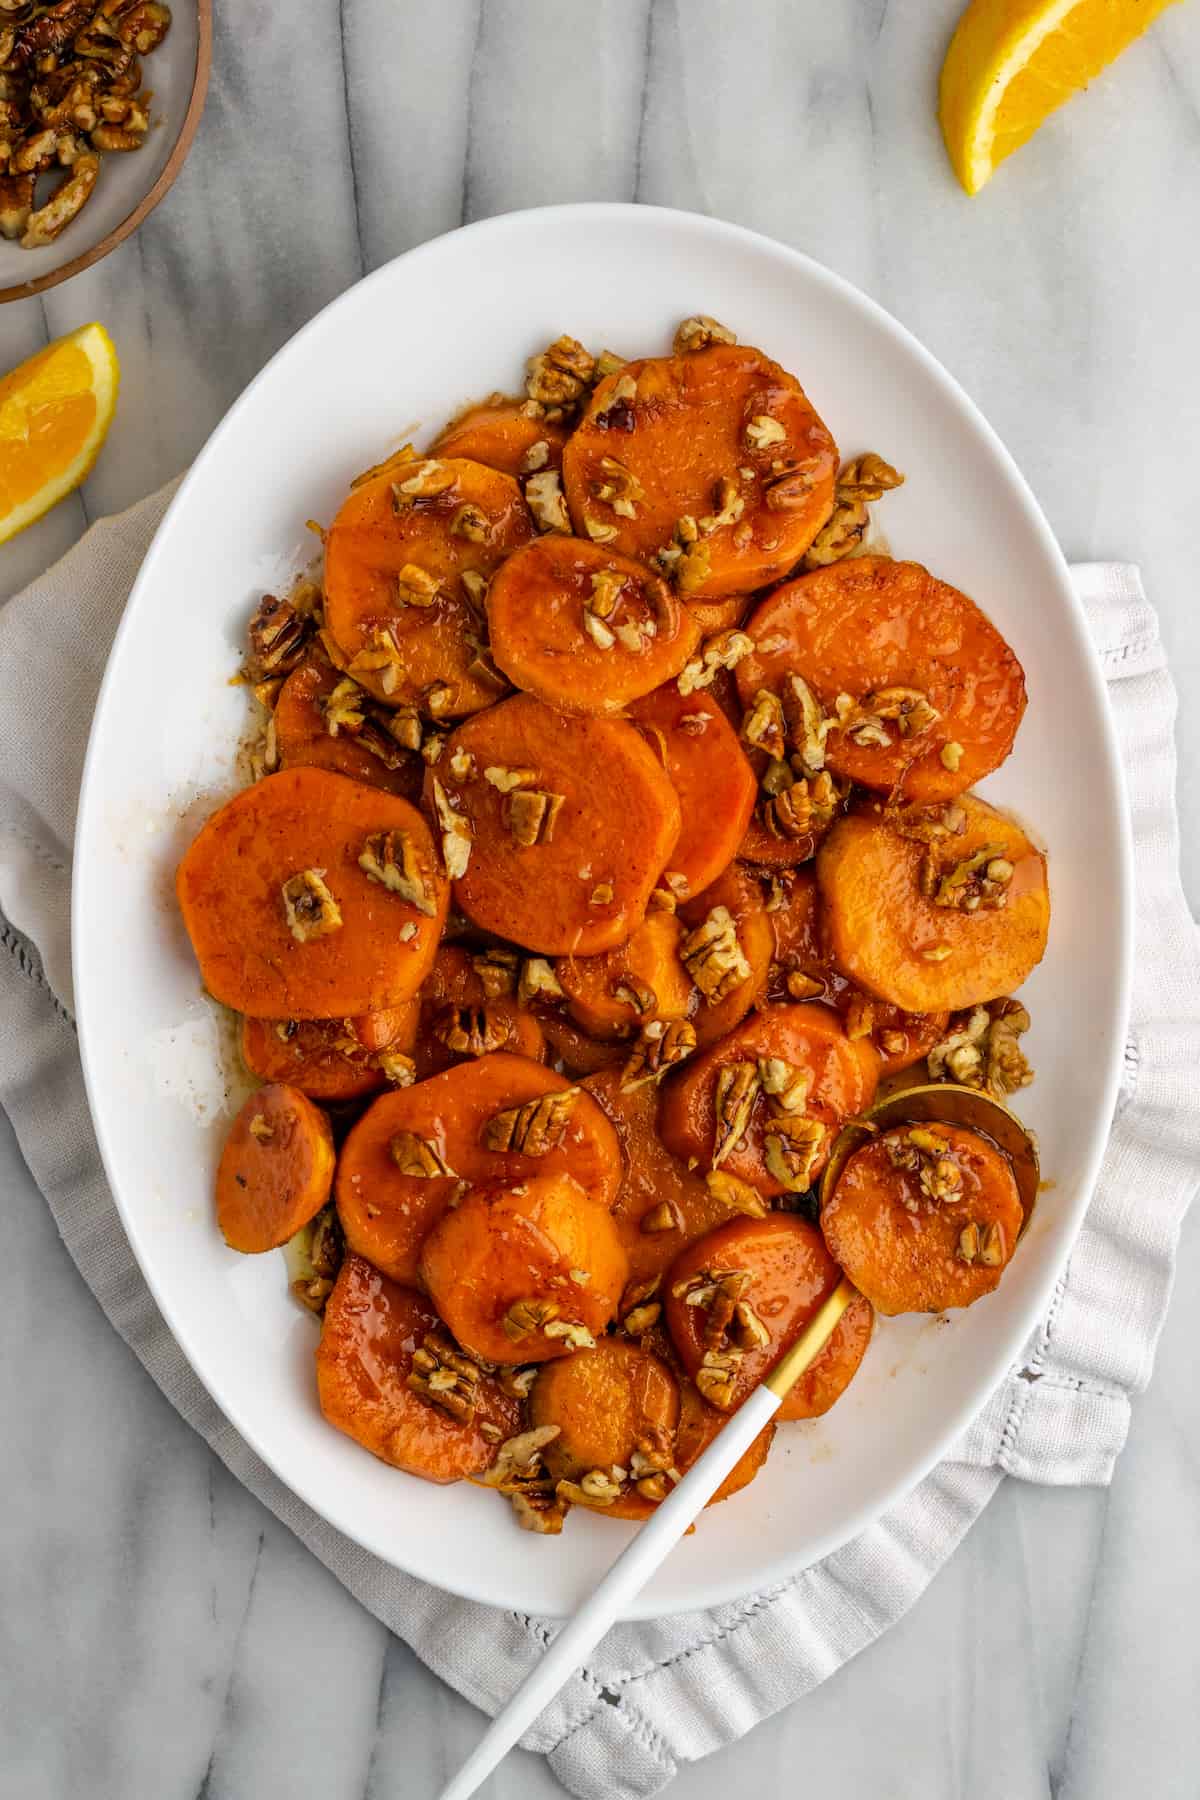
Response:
[437,1082,1036,1800]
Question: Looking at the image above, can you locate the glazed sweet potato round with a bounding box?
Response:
[412,944,545,1079]
[419,1173,629,1365]
[821,1122,1023,1315]
[677,861,774,1046]
[273,656,422,799]
[561,343,838,600]
[582,1065,746,1287]
[736,558,1026,804]
[335,1051,621,1284]
[658,1002,879,1198]
[176,767,449,1019]
[663,1215,851,1413]
[323,455,533,710]
[486,536,701,714]
[429,693,682,956]
[628,683,757,899]
[216,1083,335,1253]
[557,912,692,1040]
[430,398,569,478]
[529,1337,680,1484]
[674,1380,775,1503]
[317,1257,520,1483]
[776,1289,874,1421]
[816,793,1050,1014]
[241,1001,419,1101]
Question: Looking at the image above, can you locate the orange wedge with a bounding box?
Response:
[940,0,1183,195]
[0,322,119,543]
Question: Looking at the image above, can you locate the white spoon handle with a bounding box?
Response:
[437,1382,780,1800]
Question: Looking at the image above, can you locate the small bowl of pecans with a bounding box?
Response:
[0,0,209,300]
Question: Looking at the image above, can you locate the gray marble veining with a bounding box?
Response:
[2,2,1199,1796]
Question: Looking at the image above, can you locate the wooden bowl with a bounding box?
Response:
[0,0,211,304]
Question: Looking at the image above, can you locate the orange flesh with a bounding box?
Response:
[486,536,700,714]
[674,1381,775,1503]
[678,862,774,1046]
[557,912,692,1040]
[736,558,1026,803]
[658,1002,879,1197]
[0,338,97,514]
[316,1257,520,1482]
[335,1051,622,1284]
[816,793,1050,1013]
[323,457,533,710]
[273,656,423,798]
[582,1066,743,1287]
[418,1173,629,1365]
[663,1214,852,1412]
[529,1336,679,1482]
[628,684,757,899]
[241,1000,419,1101]
[777,1290,874,1421]
[562,344,838,600]
[431,693,682,956]
[216,1083,335,1253]
[430,399,568,477]
[176,767,449,1019]
[821,1123,1023,1315]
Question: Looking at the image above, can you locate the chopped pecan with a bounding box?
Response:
[392,459,457,504]
[502,1296,560,1341]
[511,1490,568,1533]
[697,474,745,535]
[431,778,473,879]
[483,1088,579,1155]
[357,830,437,915]
[802,453,904,570]
[705,1168,769,1218]
[620,1017,697,1090]
[681,905,751,1003]
[517,956,564,1005]
[526,335,595,415]
[673,315,737,353]
[926,844,1013,912]
[281,869,342,943]
[675,629,754,696]
[395,562,442,608]
[711,1061,761,1168]
[927,999,1032,1096]
[389,1130,453,1178]
[591,455,644,519]
[762,769,837,840]
[472,947,519,999]
[434,1003,510,1058]
[744,413,787,450]
[763,1115,825,1189]
[507,788,565,847]
[407,1333,482,1424]
[757,1057,810,1115]
[482,1422,561,1488]
[524,467,571,533]
[742,689,786,759]
[246,592,310,681]
[695,1345,742,1409]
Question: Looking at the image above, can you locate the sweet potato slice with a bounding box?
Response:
[323,456,533,710]
[430,694,681,956]
[273,656,422,799]
[816,794,1050,1013]
[582,1066,744,1287]
[335,1051,621,1284]
[736,558,1027,803]
[677,863,773,1047]
[663,1215,848,1412]
[658,1002,879,1198]
[557,913,692,1040]
[176,767,449,1019]
[533,1007,627,1077]
[430,399,568,479]
[316,1256,520,1482]
[241,1000,419,1101]
[821,1122,1023,1314]
[216,1083,335,1253]
[674,1380,774,1504]
[767,869,947,1077]
[412,944,544,1078]
[418,1173,628,1365]
[530,1336,679,1487]
[486,536,700,715]
[628,684,756,898]
[777,1290,874,1421]
[561,343,838,600]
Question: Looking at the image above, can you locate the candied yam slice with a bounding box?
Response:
[412,944,544,1079]
[628,683,757,898]
[776,1289,874,1421]
[677,862,773,1046]
[821,1122,1023,1315]
[335,1051,621,1284]
[663,1215,852,1414]
[658,1002,879,1198]
[486,535,700,714]
[430,693,681,956]
[323,456,533,711]
[418,1173,628,1365]
[529,1337,679,1487]
[736,557,1027,803]
[561,343,838,600]
[430,398,568,478]
[316,1257,519,1482]
[674,1379,775,1505]
[766,869,948,1077]
[176,767,449,1019]
[272,656,423,799]
[582,1065,743,1287]
[216,1083,335,1253]
[241,1000,419,1101]
[557,912,692,1041]
[816,794,1050,1013]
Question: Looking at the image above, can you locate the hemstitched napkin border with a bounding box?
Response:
[0,495,1197,1800]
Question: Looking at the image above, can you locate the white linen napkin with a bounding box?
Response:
[1,490,1197,1800]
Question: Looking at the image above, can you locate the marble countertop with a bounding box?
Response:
[3,3,1199,1796]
